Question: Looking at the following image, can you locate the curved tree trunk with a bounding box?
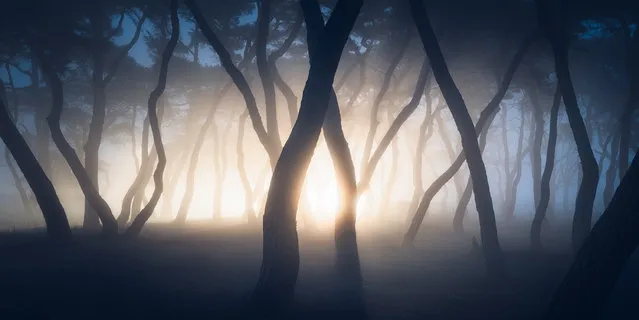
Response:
[360,27,412,175]
[544,153,639,320]
[256,0,281,148]
[187,0,280,168]
[408,1,541,278]
[452,123,492,233]
[251,0,362,312]
[537,0,600,252]
[33,48,118,235]
[435,111,465,197]
[357,59,431,194]
[403,30,537,249]
[531,87,561,250]
[126,0,179,236]
[0,82,72,241]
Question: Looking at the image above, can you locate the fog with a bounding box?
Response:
[1,0,639,319]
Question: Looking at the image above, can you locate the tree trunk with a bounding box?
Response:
[618,24,638,179]
[435,111,465,197]
[537,0,600,252]
[187,0,280,168]
[34,48,118,235]
[0,82,72,241]
[504,108,528,219]
[531,86,561,250]
[256,0,281,148]
[544,153,639,320]
[407,100,439,218]
[213,114,234,220]
[237,111,257,223]
[357,59,431,194]
[529,89,544,208]
[126,0,179,236]
[360,27,412,175]
[452,123,492,233]
[602,134,620,207]
[251,0,362,312]
[83,82,106,231]
[403,29,537,250]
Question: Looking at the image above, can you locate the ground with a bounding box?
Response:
[0,217,637,319]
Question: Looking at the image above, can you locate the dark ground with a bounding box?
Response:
[0,217,637,320]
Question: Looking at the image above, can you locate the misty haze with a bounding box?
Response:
[1,0,639,319]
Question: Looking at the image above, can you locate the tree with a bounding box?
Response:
[126,0,180,236]
[251,0,363,312]
[531,86,561,250]
[544,151,639,320]
[0,80,72,241]
[536,0,600,252]
[402,29,538,252]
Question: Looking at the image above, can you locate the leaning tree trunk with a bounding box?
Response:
[435,111,465,197]
[407,101,439,217]
[407,0,536,277]
[256,0,281,149]
[452,123,492,233]
[537,0,600,252]
[544,152,639,320]
[33,47,118,235]
[402,29,538,249]
[357,59,431,194]
[126,0,179,236]
[360,27,412,175]
[251,0,362,312]
[187,0,280,168]
[0,82,72,241]
[531,86,561,250]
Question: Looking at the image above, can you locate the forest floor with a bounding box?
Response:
[0,216,638,320]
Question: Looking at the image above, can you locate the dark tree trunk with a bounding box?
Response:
[409,0,506,276]
[452,123,492,233]
[602,134,620,207]
[544,153,639,320]
[33,49,118,235]
[503,109,528,219]
[529,89,545,208]
[187,0,280,168]
[357,60,431,194]
[403,29,537,251]
[83,82,106,231]
[251,0,362,312]
[531,87,561,250]
[2,67,37,220]
[256,0,281,148]
[537,0,600,252]
[618,24,638,179]
[0,82,72,241]
[360,27,412,175]
[500,103,512,217]
[126,0,179,236]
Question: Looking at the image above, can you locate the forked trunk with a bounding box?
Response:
[251,0,362,312]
